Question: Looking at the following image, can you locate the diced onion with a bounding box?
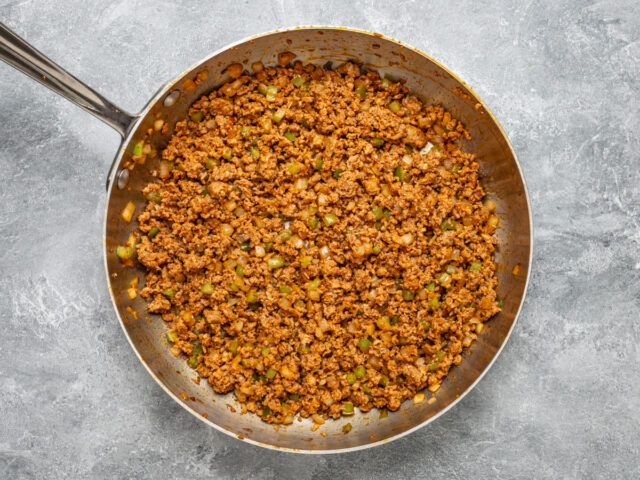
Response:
[354,243,371,256]
[320,246,329,257]
[419,142,434,155]
[220,79,242,97]
[487,215,500,231]
[196,70,209,83]
[278,298,291,309]
[225,63,243,79]
[121,201,135,222]
[280,365,295,379]
[292,236,304,248]
[221,224,234,236]
[159,161,170,178]
[295,178,308,191]
[223,258,237,270]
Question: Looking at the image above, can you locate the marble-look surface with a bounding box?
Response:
[1,1,638,478]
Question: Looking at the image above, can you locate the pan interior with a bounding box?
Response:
[104,27,530,452]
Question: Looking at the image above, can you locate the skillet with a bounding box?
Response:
[0,24,532,453]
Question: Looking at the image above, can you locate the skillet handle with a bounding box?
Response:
[0,22,137,138]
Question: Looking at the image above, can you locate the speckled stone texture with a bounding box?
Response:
[0,0,638,478]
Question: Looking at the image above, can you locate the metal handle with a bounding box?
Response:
[0,23,137,137]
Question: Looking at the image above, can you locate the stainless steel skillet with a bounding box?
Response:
[0,24,532,453]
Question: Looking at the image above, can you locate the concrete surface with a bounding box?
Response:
[1,0,639,478]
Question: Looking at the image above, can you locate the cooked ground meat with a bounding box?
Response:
[135,60,500,425]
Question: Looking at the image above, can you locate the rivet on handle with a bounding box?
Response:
[163,91,180,107]
[117,169,129,189]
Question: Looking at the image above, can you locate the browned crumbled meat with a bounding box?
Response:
[135,61,500,425]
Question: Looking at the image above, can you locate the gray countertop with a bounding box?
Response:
[1,1,638,478]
